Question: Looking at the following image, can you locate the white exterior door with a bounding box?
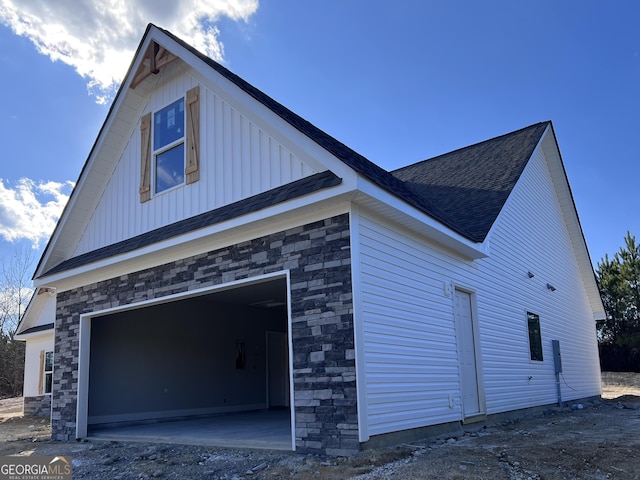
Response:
[267,331,289,407]
[454,289,482,417]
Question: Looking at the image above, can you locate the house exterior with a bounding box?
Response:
[17,24,604,456]
[15,290,55,417]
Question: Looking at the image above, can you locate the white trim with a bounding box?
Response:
[485,125,604,320]
[14,330,54,341]
[352,177,488,260]
[285,271,296,451]
[37,195,351,292]
[151,95,187,196]
[453,285,486,417]
[76,315,91,438]
[43,351,54,395]
[348,204,369,442]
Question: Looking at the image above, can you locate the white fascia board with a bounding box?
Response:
[35,43,152,278]
[35,185,354,292]
[488,124,604,319]
[37,28,355,279]
[353,176,488,260]
[540,128,605,319]
[14,329,54,342]
[15,290,53,336]
[15,295,37,336]
[156,30,355,181]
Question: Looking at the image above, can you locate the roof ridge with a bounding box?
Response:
[156,26,466,235]
[392,121,550,174]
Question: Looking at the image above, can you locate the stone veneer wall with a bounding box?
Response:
[52,214,358,455]
[23,395,52,417]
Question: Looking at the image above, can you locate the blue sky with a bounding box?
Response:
[0,0,638,278]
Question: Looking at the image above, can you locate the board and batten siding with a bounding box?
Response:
[355,138,600,438]
[74,69,317,256]
[23,334,54,398]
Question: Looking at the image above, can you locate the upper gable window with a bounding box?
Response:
[139,86,200,203]
[154,98,185,193]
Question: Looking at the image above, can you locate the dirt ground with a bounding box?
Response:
[1,372,639,479]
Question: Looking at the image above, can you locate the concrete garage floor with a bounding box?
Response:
[88,409,293,450]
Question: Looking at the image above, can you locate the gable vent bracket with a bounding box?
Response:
[131,40,178,89]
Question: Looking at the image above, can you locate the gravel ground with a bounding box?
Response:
[1,372,639,479]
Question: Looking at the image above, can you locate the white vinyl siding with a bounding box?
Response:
[483,146,601,410]
[355,139,600,438]
[358,214,462,436]
[74,70,316,256]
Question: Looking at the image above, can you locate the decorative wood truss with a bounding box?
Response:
[131,41,178,89]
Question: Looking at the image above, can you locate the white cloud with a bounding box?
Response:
[0,178,74,249]
[0,0,259,104]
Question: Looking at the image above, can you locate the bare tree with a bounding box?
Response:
[0,246,34,398]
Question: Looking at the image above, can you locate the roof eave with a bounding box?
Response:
[33,24,159,280]
[541,124,605,318]
[15,324,55,341]
[34,180,356,292]
[353,177,488,260]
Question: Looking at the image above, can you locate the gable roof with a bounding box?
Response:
[15,288,56,338]
[153,26,457,233]
[156,26,553,245]
[32,24,560,280]
[392,122,549,242]
[34,24,457,279]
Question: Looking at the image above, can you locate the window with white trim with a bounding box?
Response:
[139,86,200,203]
[153,97,185,193]
[44,351,53,394]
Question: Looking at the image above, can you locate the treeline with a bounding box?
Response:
[0,249,32,399]
[596,232,640,372]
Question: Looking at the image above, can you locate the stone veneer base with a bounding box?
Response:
[51,214,359,455]
[23,395,52,418]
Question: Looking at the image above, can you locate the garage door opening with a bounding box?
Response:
[77,275,293,450]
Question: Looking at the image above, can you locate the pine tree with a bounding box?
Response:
[596,232,640,371]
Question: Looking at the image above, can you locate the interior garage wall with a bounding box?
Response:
[88,299,285,423]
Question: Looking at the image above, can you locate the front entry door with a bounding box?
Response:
[454,289,482,417]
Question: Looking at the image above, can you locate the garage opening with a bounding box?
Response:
[79,275,293,450]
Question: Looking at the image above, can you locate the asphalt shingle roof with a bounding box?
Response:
[158,26,548,243]
[392,122,549,242]
[44,171,340,276]
[19,323,54,335]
